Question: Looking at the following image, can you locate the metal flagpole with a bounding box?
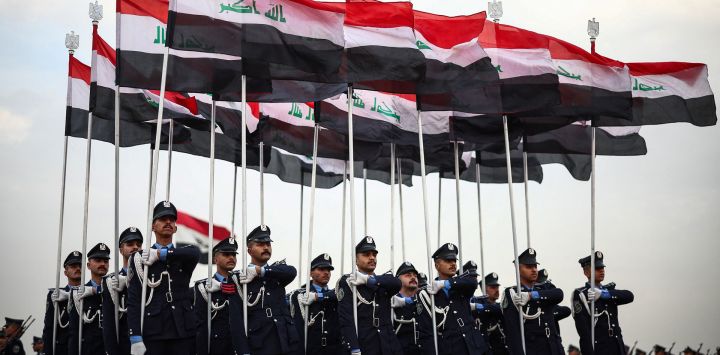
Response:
[475,154,486,295]
[140,45,169,331]
[231,166,238,239]
[260,142,265,227]
[303,123,320,351]
[588,17,600,350]
[502,116,526,354]
[206,101,217,353]
[417,109,439,355]
[113,84,121,342]
[54,33,78,349]
[453,140,463,272]
[340,163,347,275]
[78,112,94,354]
[397,158,407,262]
[347,84,359,335]
[363,167,368,236]
[166,120,173,200]
[240,75,249,335]
[437,170,442,248]
[522,146,531,249]
[298,181,304,289]
[389,144,396,271]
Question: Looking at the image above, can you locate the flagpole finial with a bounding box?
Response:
[488,0,503,22]
[89,1,103,24]
[65,31,79,55]
[587,17,599,41]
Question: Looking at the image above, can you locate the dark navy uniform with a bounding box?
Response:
[337,236,402,354]
[502,248,564,355]
[42,252,81,355]
[32,337,44,355]
[2,319,26,355]
[289,254,341,355]
[417,243,488,355]
[471,273,508,355]
[229,226,299,355]
[194,237,242,355]
[68,243,109,355]
[127,201,200,355]
[392,262,422,355]
[102,227,143,355]
[572,252,634,355]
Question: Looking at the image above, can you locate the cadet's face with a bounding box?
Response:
[120,240,142,258]
[0,336,6,347]
[485,285,500,301]
[519,264,538,283]
[64,263,82,281]
[215,252,237,273]
[569,350,580,355]
[399,272,418,290]
[152,216,177,238]
[248,241,272,263]
[434,258,457,278]
[310,267,331,286]
[4,325,18,337]
[88,258,109,277]
[33,342,43,351]
[355,251,377,273]
[584,267,605,283]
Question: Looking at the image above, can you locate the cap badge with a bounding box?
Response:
[492,272,497,278]
[261,225,268,231]
[366,236,373,244]
[163,201,171,208]
[129,227,137,233]
[543,270,548,276]
[448,243,455,250]
[471,261,476,267]
[323,253,329,260]
[100,243,107,250]
[596,251,603,259]
[528,248,535,255]
[73,251,80,256]
[404,261,411,266]
[229,237,236,245]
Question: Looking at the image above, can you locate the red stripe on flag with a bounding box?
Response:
[248,102,261,120]
[176,211,230,240]
[547,36,624,68]
[413,11,487,49]
[479,21,550,50]
[117,0,169,23]
[345,1,414,28]
[148,91,199,115]
[628,62,706,76]
[93,32,117,66]
[69,56,91,85]
[291,0,345,14]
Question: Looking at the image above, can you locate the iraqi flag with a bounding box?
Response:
[253,102,382,161]
[265,146,346,189]
[167,0,346,82]
[478,20,560,114]
[91,30,212,131]
[545,37,632,119]
[194,94,260,143]
[175,210,231,264]
[413,11,501,114]
[595,62,717,127]
[318,90,451,147]
[448,150,544,184]
[66,54,152,147]
[343,0,426,93]
[524,121,647,157]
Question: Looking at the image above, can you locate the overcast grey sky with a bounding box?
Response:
[1,0,718,351]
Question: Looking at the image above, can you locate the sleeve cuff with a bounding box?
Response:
[159,248,168,261]
[475,303,485,311]
[317,292,324,300]
[130,335,142,344]
[531,291,540,299]
[259,266,266,277]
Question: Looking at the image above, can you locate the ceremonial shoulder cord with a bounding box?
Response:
[197,283,229,320]
[418,291,449,329]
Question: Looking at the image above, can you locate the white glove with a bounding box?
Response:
[75,285,97,300]
[351,351,361,355]
[427,280,446,295]
[391,295,407,308]
[470,302,478,312]
[509,289,531,306]
[205,278,222,293]
[587,287,602,301]
[347,272,370,286]
[298,292,318,306]
[235,266,259,284]
[141,249,160,266]
[130,341,146,355]
[51,289,70,302]
[110,274,128,292]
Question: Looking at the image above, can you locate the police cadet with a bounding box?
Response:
[230,225,299,355]
[31,337,44,355]
[289,253,341,354]
[502,248,564,355]
[103,227,143,355]
[471,272,508,355]
[68,242,110,355]
[417,243,488,355]
[194,237,241,355]
[390,261,422,355]
[537,269,571,339]
[42,251,82,355]
[1,318,26,355]
[127,201,200,355]
[336,236,402,355]
[572,251,634,355]
[568,344,581,355]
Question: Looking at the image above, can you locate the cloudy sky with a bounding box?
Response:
[1,0,718,351]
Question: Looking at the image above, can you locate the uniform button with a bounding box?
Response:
[172,306,175,309]
[274,319,277,322]
[453,311,457,314]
